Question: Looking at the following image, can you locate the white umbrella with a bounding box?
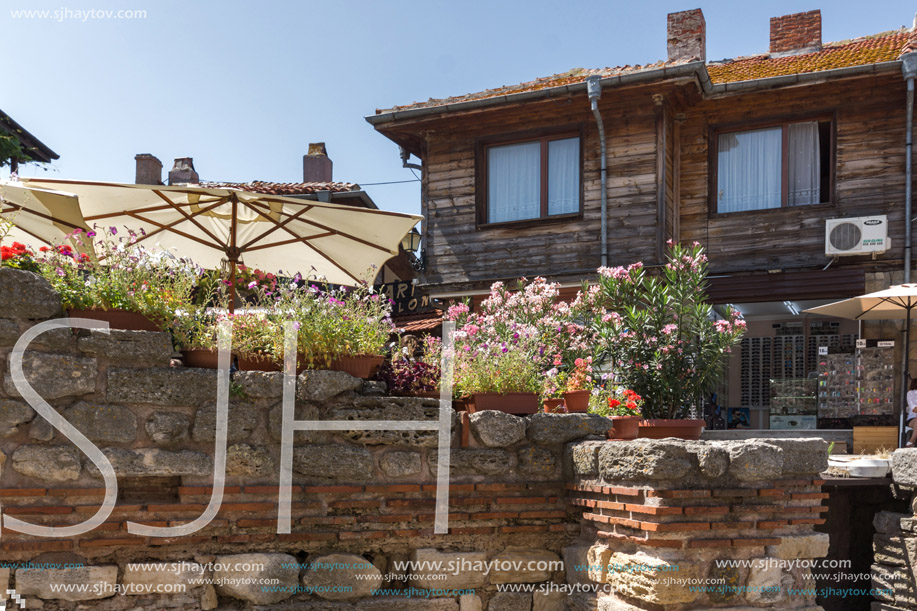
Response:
[805,284,917,448]
[0,180,92,250]
[18,178,420,292]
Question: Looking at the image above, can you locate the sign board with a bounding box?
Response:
[856,339,895,348]
[375,281,433,315]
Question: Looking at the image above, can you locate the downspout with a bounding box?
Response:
[586,75,608,267]
[902,52,917,283]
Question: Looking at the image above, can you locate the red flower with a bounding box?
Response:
[607,398,621,408]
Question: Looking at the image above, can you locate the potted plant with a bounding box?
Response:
[541,367,566,413]
[378,336,442,397]
[591,242,746,440]
[38,227,199,332]
[562,356,594,413]
[453,331,542,414]
[589,385,644,440]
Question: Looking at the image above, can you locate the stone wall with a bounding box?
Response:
[565,437,830,609]
[870,449,917,610]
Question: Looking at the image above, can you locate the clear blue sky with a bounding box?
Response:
[2,0,914,215]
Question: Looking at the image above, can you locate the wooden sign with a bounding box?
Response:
[376,281,433,314]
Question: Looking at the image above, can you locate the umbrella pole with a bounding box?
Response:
[229,261,237,315]
[902,304,913,448]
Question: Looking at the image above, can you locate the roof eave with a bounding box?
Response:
[0,110,59,163]
[709,59,902,94]
[366,61,711,127]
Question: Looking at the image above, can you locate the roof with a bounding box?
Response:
[0,109,58,163]
[199,181,360,196]
[707,29,912,84]
[393,310,443,333]
[373,28,916,117]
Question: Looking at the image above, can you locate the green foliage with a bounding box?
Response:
[0,134,32,168]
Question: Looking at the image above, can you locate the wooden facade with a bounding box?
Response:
[372,65,912,300]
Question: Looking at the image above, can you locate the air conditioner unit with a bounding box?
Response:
[825,216,890,256]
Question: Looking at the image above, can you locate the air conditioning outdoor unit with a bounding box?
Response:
[825,216,890,256]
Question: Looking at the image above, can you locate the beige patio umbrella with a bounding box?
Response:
[805,284,917,448]
[18,178,421,302]
[0,180,93,250]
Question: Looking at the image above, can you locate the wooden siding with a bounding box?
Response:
[679,73,911,276]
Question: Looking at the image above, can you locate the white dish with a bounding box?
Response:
[827,455,891,478]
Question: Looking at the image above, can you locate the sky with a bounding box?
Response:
[1,0,915,216]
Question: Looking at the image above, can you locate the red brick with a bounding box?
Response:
[683,506,729,515]
[0,488,47,497]
[641,521,711,533]
[303,485,362,493]
[646,490,711,499]
[330,500,381,509]
[3,505,72,515]
[178,486,242,495]
[452,527,495,535]
[626,504,683,516]
[451,497,488,506]
[758,489,787,497]
[300,516,357,525]
[278,532,337,542]
[609,486,642,496]
[168,519,229,528]
[789,518,826,525]
[475,512,519,520]
[495,497,548,505]
[386,499,434,508]
[128,520,169,528]
[364,484,423,494]
[476,483,525,492]
[810,506,829,513]
[758,520,789,529]
[2,540,72,552]
[791,493,829,501]
[595,500,623,511]
[149,536,212,546]
[145,504,207,513]
[47,487,106,497]
[711,521,755,531]
[80,537,146,547]
[811,479,826,486]
[244,485,302,495]
[339,530,386,540]
[688,539,732,548]
[518,510,567,519]
[358,514,413,523]
[571,484,604,494]
[422,484,475,493]
[236,518,276,528]
[583,512,611,524]
[549,524,570,532]
[219,502,275,513]
[712,489,758,497]
[393,529,427,537]
[633,537,684,548]
[501,525,548,534]
[218,535,251,543]
[732,537,781,547]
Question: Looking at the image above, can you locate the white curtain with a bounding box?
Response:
[787,121,820,206]
[547,137,580,215]
[717,127,782,213]
[488,142,540,223]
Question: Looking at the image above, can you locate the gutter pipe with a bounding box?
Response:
[586,75,608,267]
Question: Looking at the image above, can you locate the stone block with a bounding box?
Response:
[567,442,602,478]
[298,369,362,401]
[28,416,53,441]
[756,437,828,476]
[123,561,206,592]
[409,549,488,590]
[12,445,81,481]
[586,544,613,584]
[361,599,459,610]
[744,561,786,604]
[329,396,448,447]
[518,446,557,478]
[62,401,138,443]
[380,450,423,477]
[16,565,118,601]
[489,549,561,584]
[598,439,693,481]
[893,449,917,487]
[226,443,273,477]
[563,545,593,585]
[233,370,283,398]
[192,400,260,443]
[0,567,8,590]
[684,441,729,478]
[604,552,698,605]
[301,552,383,600]
[875,511,910,535]
[3,352,96,399]
[488,591,531,611]
[429,448,514,477]
[766,533,830,560]
[873,536,909,566]
[470,410,527,447]
[86,447,212,478]
[727,441,784,481]
[532,590,566,611]
[145,411,191,444]
[0,399,34,437]
[215,553,298,604]
[527,413,611,445]
[0,267,61,320]
[76,329,174,365]
[293,444,374,480]
[107,367,216,406]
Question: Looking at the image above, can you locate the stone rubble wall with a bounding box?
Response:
[0,268,608,610]
[565,437,831,610]
[870,449,917,611]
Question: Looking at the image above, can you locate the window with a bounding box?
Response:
[715,120,831,214]
[483,135,581,224]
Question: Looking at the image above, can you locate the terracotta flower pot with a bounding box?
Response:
[637,418,706,440]
[236,354,283,372]
[328,355,385,379]
[181,349,223,369]
[468,393,539,415]
[543,398,566,413]
[67,308,160,332]
[607,415,641,440]
[563,390,591,413]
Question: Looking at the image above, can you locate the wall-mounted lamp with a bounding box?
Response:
[401,227,425,271]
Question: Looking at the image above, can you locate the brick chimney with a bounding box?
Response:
[134,154,162,185]
[168,157,199,185]
[303,142,332,183]
[770,10,822,55]
[667,9,706,63]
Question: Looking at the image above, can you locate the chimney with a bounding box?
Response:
[168,157,199,185]
[303,142,333,183]
[667,9,706,63]
[134,154,162,185]
[770,10,822,55]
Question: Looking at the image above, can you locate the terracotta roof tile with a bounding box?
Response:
[199,181,360,196]
[393,310,443,333]
[708,29,911,84]
[376,28,915,115]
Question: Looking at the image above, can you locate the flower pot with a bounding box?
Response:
[237,354,308,373]
[563,390,591,413]
[328,355,385,379]
[181,349,223,369]
[607,415,641,440]
[67,308,160,332]
[468,392,539,415]
[543,398,566,414]
[638,419,706,440]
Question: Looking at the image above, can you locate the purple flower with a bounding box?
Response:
[56,268,64,277]
[87,231,96,238]
[109,227,117,235]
